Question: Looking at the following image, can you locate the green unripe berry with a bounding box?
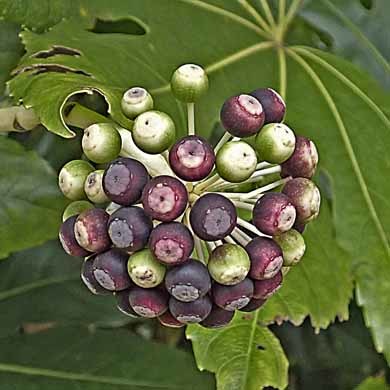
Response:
[84,170,109,204]
[171,64,209,102]
[255,123,296,164]
[216,141,257,183]
[62,200,94,221]
[121,87,154,119]
[208,244,250,285]
[127,249,166,288]
[82,123,122,163]
[58,160,94,200]
[273,229,306,266]
[132,110,176,154]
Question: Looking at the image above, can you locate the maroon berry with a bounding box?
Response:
[59,216,89,257]
[220,94,265,138]
[116,289,139,317]
[142,175,188,222]
[200,305,234,328]
[169,295,212,324]
[212,278,254,311]
[253,271,283,299]
[169,135,215,181]
[149,222,194,265]
[103,157,149,205]
[81,258,111,295]
[252,192,296,236]
[129,287,169,318]
[293,220,306,234]
[246,237,283,280]
[239,298,267,312]
[74,208,110,252]
[190,193,237,241]
[281,136,318,179]
[158,311,185,328]
[250,88,286,124]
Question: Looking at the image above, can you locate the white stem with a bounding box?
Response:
[256,162,272,170]
[187,103,195,135]
[215,240,224,246]
[193,172,220,194]
[237,217,268,237]
[251,165,281,178]
[224,236,237,245]
[214,132,231,153]
[234,226,252,242]
[194,236,205,263]
[206,241,217,252]
[230,229,250,246]
[240,178,290,200]
[232,200,254,211]
[232,137,241,142]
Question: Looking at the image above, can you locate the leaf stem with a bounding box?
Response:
[277,47,287,100]
[258,0,276,29]
[238,0,273,34]
[187,102,195,135]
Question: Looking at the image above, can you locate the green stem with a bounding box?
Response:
[65,103,110,129]
[214,132,232,153]
[259,0,276,29]
[238,0,273,34]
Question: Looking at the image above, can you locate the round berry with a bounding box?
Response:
[84,170,109,204]
[273,229,306,266]
[239,298,266,312]
[121,87,154,119]
[81,257,111,295]
[212,278,254,311]
[220,94,265,138]
[116,289,139,318]
[142,176,188,222]
[129,287,169,318]
[169,135,215,181]
[200,305,234,328]
[169,295,212,324]
[59,216,90,257]
[253,271,283,299]
[158,310,185,328]
[62,200,94,222]
[250,88,286,124]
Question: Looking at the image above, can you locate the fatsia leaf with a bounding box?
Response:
[355,377,390,390]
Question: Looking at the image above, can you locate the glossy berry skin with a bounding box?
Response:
[246,237,284,280]
[169,135,215,181]
[212,278,254,311]
[59,216,89,257]
[158,311,185,328]
[62,200,94,222]
[92,248,132,291]
[103,157,149,206]
[74,208,110,253]
[108,206,153,252]
[250,88,286,124]
[142,176,188,222]
[84,170,109,204]
[220,94,265,138]
[239,298,266,312]
[252,192,296,236]
[273,229,306,266]
[165,260,211,302]
[129,287,169,318]
[115,289,139,318]
[281,136,318,179]
[200,305,234,328]
[81,258,111,295]
[282,178,321,224]
[121,87,154,119]
[169,295,212,324]
[190,194,237,241]
[253,271,283,299]
[149,222,194,265]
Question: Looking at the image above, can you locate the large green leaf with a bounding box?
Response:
[0,326,214,389]
[0,137,66,258]
[356,377,390,390]
[187,312,288,390]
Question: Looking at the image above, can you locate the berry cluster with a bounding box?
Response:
[58,64,320,329]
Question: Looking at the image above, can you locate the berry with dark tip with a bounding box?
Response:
[158,311,185,328]
[74,208,110,252]
[273,229,306,266]
[59,216,89,257]
[165,260,211,302]
[200,305,234,328]
[169,135,215,181]
[250,88,286,124]
[62,200,94,222]
[220,94,265,138]
[121,87,154,119]
[246,237,283,280]
[149,222,194,265]
[103,157,149,206]
[116,289,139,318]
[281,136,318,179]
[108,206,153,252]
[81,258,111,295]
[190,193,237,241]
[129,287,169,318]
[239,298,266,312]
[84,170,109,204]
[253,271,283,299]
[252,192,296,236]
[142,175,188,222]
[282,178,321,224]
[208,243,250,285]
[93,248,132,291]
[212,278,254,311]
[169,295,212,324]
[127,249,166,288]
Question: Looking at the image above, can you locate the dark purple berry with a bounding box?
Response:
[169,295,212,324]
[190,193,237,241]
[74,208,110,252]
[108,206,153,252]
[81,258,111,295]
[246,237,283,280]
[129,287,169,318]
[169,135,215,181]
[115,289,139,317]
[293,220,306,233]
[158,310,185,328]
[59,216,89,257]
[103,157,149,205]
[281,136,318,179]
[165,260,211,302]
[212,278,254,311]
[220,94,265,138]
[250,88,286,124]
[142,175,188,222]
[200,305,234,328]
[92,248,132,291]
[239,298,266,312]
[252,192,296,236]
[253,271,283,299]
[149,222,194,265]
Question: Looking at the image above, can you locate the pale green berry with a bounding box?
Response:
[171,64,209,102]
[273,229,306,266]
[255,123,296,164]
[121,87,154,119]
[62,200,94,221]
[84,170,109,204]
[82,123,122,163]
[132,110,175,154]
